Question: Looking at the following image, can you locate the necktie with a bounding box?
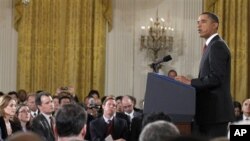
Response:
[203,44,208,55]
[50,116,55,130]
[33,112,37,117]
[106,120,113,136]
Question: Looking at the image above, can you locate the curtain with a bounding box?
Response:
[13,0,112,100]
[204,0,249,102]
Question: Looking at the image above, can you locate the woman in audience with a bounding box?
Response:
[15,104,31,132]
[0,95,21,139]
[233,100,242,121]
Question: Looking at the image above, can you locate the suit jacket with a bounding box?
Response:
[31,114,55,141]
[90,116,129,141]
[191,35,234,125]
[0,116,21,140]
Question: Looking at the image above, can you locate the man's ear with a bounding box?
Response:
[81,125,87,137]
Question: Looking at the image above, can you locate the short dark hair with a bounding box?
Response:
[55,104,87,137]
[142,112,172,128]
[8,91,18,97]
[88,90,100,98]
[115,96,123,101]
[59,95,72,104]
[168,69,177,76]
[35,91,51,106]
[201,12,219,23]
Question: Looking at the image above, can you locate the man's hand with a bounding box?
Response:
[175,76,191,85]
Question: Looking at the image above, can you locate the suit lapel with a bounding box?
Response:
[199,35,220,76]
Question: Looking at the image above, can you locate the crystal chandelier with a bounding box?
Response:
[140,10,174,61]
[22,0,30,5]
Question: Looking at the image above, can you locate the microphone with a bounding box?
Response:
[150,55,172,72]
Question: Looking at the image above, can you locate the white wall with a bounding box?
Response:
[106,0,203,107]
[0,0,18,93]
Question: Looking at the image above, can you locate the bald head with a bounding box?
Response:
[122,95,134,114]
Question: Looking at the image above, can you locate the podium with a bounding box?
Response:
[144,73,196,134]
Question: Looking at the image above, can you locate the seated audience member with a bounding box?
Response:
[168,69,177,79]
[90,96,129,141]
[59,95,72,106]
[139,120,180,141]
[131,112,172,141]
[26,93,39,118]
[115,96,124,113]
[6,131,43,141]
[122,95,142,122]
[233,100,242,121]
[0,91,4,97]
[17,89,27,104]
[57,86,79,103]
[0,95,21,140]
[15,104,32,132]
[31,91,55,141]
[88,89,102,106]
[52,96,60,115]
[7,91,18,102]
[169,135,208,141]
[54,104,87,141]
[240,98,250,121]
[85,95,100,118]
[129,95,143,113]
[142,112,172,128]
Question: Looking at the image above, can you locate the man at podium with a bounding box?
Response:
[175,12,234,138]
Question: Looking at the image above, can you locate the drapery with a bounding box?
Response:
[14,0,112,100]
[204,0,249,102]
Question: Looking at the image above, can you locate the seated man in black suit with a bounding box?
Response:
[31,91,55,141]
[54,104,87,141]
[90,96,129,141]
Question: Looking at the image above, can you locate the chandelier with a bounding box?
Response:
[140,10,174,61]
[22,0,30,5]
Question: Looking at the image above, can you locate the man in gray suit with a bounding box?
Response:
[175,12,234,138]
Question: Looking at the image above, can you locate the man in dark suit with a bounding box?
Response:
[175,12,234,138]
[89,96,129,141]
[55,104,87,141]
[31,92,55,141]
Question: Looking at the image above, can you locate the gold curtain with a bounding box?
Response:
[204,0,250,102]
[14,0,112,100]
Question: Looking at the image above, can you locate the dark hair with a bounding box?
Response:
[115,96,123,101]
[234,100,242,109]
[88,90,100,98]
[128,95,137,106]
[59,95,72,104]
[168,69,177,76]
[35,91,51,106]
[16,104,29,117]
[8,91,18,97]
[142,112,172,128]
[201,12,219,23]
[55,104,87,137]
[0,91,4,96]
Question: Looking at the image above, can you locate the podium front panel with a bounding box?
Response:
[144,73,196,122]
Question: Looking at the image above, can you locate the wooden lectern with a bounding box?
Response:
[144,73,196,135]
